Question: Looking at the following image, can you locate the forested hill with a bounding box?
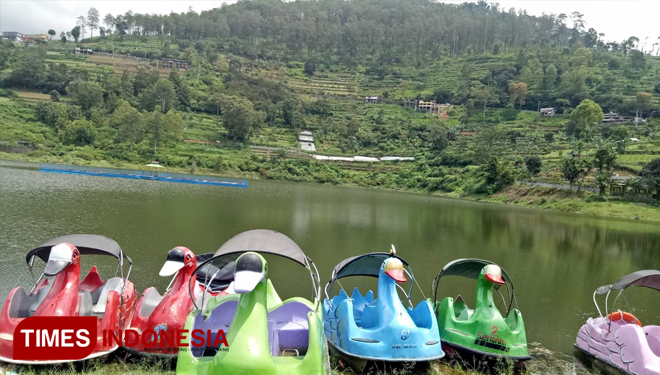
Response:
[108,0,618,62]
[82,0,659,114]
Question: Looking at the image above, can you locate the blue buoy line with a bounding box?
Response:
[39,164,249,188]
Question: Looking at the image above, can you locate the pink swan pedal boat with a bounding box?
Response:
[575,270,660,375]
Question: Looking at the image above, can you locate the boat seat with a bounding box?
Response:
[277,321,309,355]
[79,267,104,293]
[78,292,93,316]
[138,288,163,318]
[28,281,55,316]
[92,277,124,317]
[360,302,379,329]
[7,288,31,318]
[453,295,471,321]
[268,318,280,357]
[190,300,238,358]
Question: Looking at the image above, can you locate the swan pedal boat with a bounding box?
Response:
[430,259,529,365]
[125,247,235,357]
[575,270,660,375]
[322,250,444,369]
[0,235,137,364]
[176,229,329,375]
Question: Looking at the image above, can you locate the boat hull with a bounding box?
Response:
[575,316,660,375]
[0,266,136,364]
[433,297,529,365]
[323,288,444,363]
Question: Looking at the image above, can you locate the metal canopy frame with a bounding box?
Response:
[25,234,133,294]
[431,258,518,316]
[189,230,320,312]
[324,252,416,309]
[591,270,660,325]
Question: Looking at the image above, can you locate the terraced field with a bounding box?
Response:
[87,55,172,77]
[285,75,356,97]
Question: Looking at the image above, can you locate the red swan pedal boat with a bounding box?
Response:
[0,235,137,364]
[125,247,235,357]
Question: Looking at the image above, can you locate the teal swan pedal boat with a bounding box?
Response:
[323,248,444,371]
[430,259,530,366]
[176,229,328,375]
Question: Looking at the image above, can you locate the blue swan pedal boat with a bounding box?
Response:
[322,248,444,368]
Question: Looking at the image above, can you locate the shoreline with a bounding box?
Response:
[2,157,659,224]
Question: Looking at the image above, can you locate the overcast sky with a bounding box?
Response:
[0,0,656,44]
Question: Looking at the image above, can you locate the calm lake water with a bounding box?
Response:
[1,165,659,371]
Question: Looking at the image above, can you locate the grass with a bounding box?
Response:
[16,91,51,101]
[0,352,602,375]
[476,184,660,222]
[0,357,176,375]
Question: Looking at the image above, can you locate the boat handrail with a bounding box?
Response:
[396,283,413,309]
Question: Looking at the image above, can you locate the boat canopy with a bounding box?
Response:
[432,258,516,311]
[213,229,308,267]
[26,234,131,266]
[190,229,320,310]
[611,270,660,292]
[325,251,416,306]
[331,252,409,280]
[195,253,235,293]
[592,270,660,320]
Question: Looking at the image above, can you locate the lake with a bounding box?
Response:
[1,165,659,372]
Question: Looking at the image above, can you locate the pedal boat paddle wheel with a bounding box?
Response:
[176,229,328,375]
[322,248,444,371]
[430,259,529,366]
[575,270,660,375]
[0,234,137,364]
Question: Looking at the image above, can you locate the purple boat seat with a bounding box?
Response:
[190,300,238,357]
[268,300,311,356]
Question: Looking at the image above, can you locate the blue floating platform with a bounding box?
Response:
[39,164,248,188]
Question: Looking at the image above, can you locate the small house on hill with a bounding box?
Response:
[540,108,555,117]
[603,112,634,124]
[365,96,379,104]
[75,47,93,54]
[1,31,23,43]
[404,99,448,114]
[609,176,652,198]
[160,59,189,70]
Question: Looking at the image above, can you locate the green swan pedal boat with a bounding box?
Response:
[176,229,328,375]
[430,259,530,366]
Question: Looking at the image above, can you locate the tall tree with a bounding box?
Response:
[70,26,81,42]
[66,80,104,111]
[152,79,176,113]
[87,8,100,38]
[60,119,96,146]
[60,32,67,44]
[571,99,604,134]
[111,99,144,151]
[145,110,183,153]
[48,29,56,40]
[220,95,261,142]
[639,159,660,198]
[77,16,86,39]
[635,92,652,121]
[508,82,528,108]
[9,48,47,88]
[544,64,557,89]
[104,14,115,33]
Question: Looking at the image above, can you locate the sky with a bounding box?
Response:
[0,0,657,45]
